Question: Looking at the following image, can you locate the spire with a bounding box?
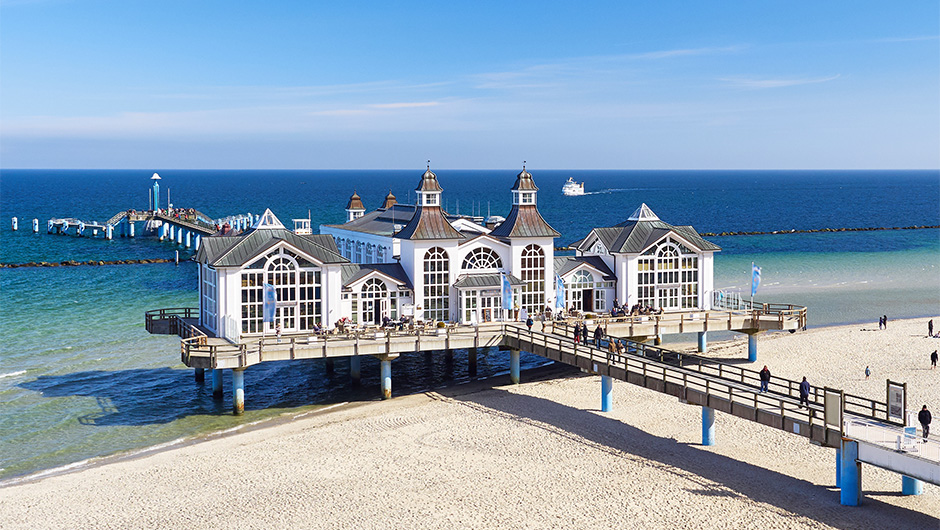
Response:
[382,190,397,209]
[394,165,461,240]
[490,166,559,239]
[626,203,659,222]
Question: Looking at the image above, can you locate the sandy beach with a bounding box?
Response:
[1,318,937,529]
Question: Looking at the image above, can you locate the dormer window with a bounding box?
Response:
[521,193,534,204]
[424,193,438,206]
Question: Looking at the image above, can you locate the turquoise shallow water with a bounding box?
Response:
[0,169,938,481]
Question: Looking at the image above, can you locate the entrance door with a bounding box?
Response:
[480,294,498,322]
[657,287,679,311]
[276,305,297,331]
[582,289,594,313]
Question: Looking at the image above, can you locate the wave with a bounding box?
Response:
[0,370,27,380]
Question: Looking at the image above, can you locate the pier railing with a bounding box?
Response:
[145,308,199,335]
[565,305,806,333]
[551,322,895,425]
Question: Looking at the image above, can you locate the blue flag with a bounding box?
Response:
[555,274,566,311]
[263,283,277,323]
[751,263,761,298]
[501,273,513,311]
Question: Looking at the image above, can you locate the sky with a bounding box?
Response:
[1,1,938,170]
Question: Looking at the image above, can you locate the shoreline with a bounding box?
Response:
[3,317,936,489]
[1,317,937,528]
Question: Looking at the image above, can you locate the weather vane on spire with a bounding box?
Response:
[523,160,526,171]
[427,160,430,170]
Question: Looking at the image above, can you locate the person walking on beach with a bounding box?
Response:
[799,376,811,408]
[759,366,771,393]
[865,365,871,380]
[593,324,604,348]
[930,319,934,337]
[878,316,884,330]
[882,315,888,330]
[919,405,932,442]
[931,350,938,369]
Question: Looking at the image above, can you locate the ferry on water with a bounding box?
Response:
[562,177,585,196]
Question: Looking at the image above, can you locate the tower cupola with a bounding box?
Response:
[510,163,539,206]
[345,191,365,222]
[416,162,443,207]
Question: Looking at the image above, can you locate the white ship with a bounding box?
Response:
[562,177,585,196]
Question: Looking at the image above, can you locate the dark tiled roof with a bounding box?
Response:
[197,228,348,267]
[341,262,414,290]
[553,256,617,280]
[323,204,416,237]
[488,205,560,239]
[579,220,721,254]
[453,272,524,289]
[394,206,463,240]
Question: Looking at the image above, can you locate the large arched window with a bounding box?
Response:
[360,278,388,324]
[240,248,322,334]
[423,247,450,321]
[520,244,545,315]
[637,237,699,310]
[461,247,502,270]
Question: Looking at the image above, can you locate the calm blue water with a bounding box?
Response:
[1,169,938,481]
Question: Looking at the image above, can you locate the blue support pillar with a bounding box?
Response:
[702,406,715,446]
[840,439,862,506]
[601,375,613,412]
[697,331,707,353]
[232,369,245,415]
[120,221,126,237]
[194,234,201,251]
[106,224,113,240]
[747,332,758,362]
[194,367,205,383]
[32,218,39,233]
[835,447,842,488]
[212,369,223,400]
[349,355,361,384]
[176,227,183,245]
[185,230,192,249]
[11,217,17,231]
[901,476,924,496]
[158,223,166,241]
[380,359,392,399]
[128,221,135,238]
[509,348,520,384]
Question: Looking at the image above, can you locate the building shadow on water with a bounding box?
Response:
[443,373,937,529]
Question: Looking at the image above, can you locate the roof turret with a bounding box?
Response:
[346,191,365,211]
[416,162,443,193]
[627,203,659,222]
[382,191,397,209]
[510,163,539,191]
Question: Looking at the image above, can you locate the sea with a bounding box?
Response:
[1,169,938,482]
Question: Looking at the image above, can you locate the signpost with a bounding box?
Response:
[886,380,906,425]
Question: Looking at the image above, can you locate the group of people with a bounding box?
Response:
[878,314,888,329]
[609,300,663,318]
[564,321,606,348]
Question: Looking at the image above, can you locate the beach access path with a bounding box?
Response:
[0,318,937,529]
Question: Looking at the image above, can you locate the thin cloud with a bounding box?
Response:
[720,74,841,89]
[626,45,744,60]
[369,101,440,109]
[871,35,939,43]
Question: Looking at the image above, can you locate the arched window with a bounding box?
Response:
[461,247,502,270]
[377,245,386,263]
[520,244,545,315]
[637,237,699,310]
[360,278,388,324]
[423,247,450,321]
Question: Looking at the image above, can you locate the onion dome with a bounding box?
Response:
[346,191,365,211]
[510,164,539,191]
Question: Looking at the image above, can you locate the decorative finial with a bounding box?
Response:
[523,160,526,171]
[427,160,430,171]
